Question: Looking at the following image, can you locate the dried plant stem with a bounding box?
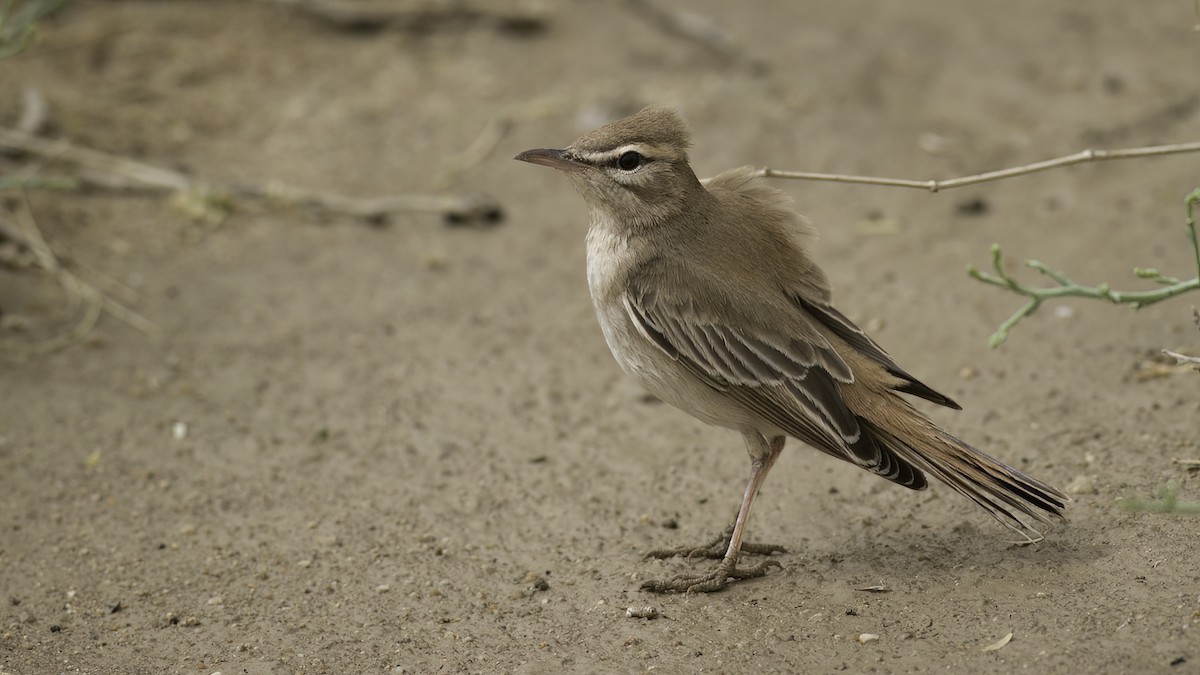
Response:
[433,95,573,189]
[0,206,157,354]
[0,276,105,355]
[229,181,503,223]
[757,142,1200,192]
[1162,349,1200,368]
[254,0,548,31]
[0,127,502,222]
[1161,307,1200,370]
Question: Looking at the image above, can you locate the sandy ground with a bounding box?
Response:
[3,1,1200,673]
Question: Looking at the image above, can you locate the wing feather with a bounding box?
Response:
[626,287,926,485]
[794,296,961,410]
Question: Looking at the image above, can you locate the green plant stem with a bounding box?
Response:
[968,188,1200,348]
[1121,481,1200,514]
[0,0,64,60]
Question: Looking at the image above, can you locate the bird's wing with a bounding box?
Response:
[792,296,961,410]
[703,165,958,411]
[624,286,924,487]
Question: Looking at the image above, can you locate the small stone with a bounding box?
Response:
[626,606,659,619]
[1065,475,1097,495]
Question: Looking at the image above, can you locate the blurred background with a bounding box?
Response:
[2,1,1199,673]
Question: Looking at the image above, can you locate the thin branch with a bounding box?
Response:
[0,205,158,354]
[967,188,1200,347]
[756,141,1200,192]
[254,0,549,32]
[1162,349,1200,369]
[0,127,503,224]
[432,114,513,190]
[0,276,103,355]
[230,181,503,224]
[1160,307,1200,371]
[0,127,190,189]
[433,94,573,190]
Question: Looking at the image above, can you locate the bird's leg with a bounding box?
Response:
[641,435,787,593]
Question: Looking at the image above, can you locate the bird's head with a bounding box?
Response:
[515,106,706,229]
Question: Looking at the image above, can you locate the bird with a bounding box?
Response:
[514,106,1068,593]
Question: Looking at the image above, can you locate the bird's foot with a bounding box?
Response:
[640,555,782,593]
[641,521,786,593]
[644,521,787,561]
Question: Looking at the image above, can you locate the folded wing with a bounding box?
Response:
[624,287,928,489]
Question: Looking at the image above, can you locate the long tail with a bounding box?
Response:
[864,420,1070,541]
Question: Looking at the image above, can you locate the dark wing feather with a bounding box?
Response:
[793,295,961,410]
[625,290,927,488]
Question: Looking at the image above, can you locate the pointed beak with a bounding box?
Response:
[514,148,587,172]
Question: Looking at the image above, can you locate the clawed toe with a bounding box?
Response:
[645,521,786,562]
[640,445,788,594]
[641,558,782,594]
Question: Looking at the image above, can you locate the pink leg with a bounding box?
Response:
[642,434,787,593]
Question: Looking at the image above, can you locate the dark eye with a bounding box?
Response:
[617,151,643,171]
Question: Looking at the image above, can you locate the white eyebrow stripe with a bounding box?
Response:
[610,144,647,156]
[582,144,653,163]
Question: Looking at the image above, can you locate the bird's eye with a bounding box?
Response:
[617,151,644,171]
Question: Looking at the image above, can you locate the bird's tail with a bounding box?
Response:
[864,420,1069,541]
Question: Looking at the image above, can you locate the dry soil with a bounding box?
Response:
[2,1,1200,673]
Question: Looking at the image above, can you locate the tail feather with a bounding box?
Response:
[864,421,1069,540]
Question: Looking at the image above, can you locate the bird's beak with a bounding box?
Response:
[514,148,587,173]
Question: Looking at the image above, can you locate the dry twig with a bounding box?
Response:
[1160,307,1200,371]
[750,132,1200,348]
[0,203,157,354]
[1163,350,1200,369]
[256,0,548,32]
[434,95,573,189]
[0,127,504,224]
[757,141,1200,192]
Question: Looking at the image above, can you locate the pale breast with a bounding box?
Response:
[584,224,629,303]
[583,221,761,434]
[585,223,652,381]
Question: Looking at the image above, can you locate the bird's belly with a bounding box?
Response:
[594,306,758,433]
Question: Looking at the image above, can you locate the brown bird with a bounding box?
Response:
[515,106,1068,593]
